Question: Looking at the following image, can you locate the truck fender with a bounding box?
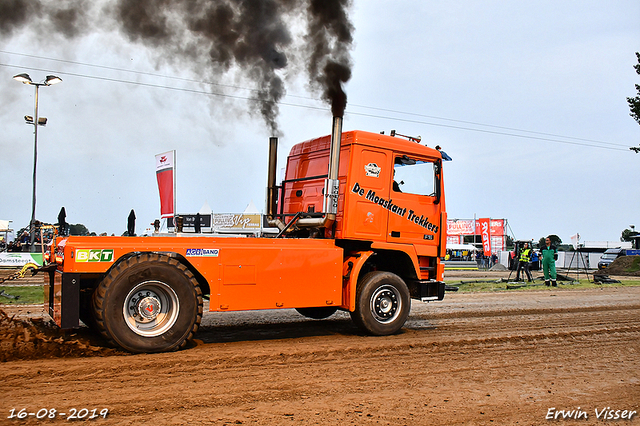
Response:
[342,251,375,312]
[102,251,210,297]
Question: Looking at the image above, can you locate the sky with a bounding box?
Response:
[1,0,639,246]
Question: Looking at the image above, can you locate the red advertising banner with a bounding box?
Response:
[447,235,462,245]
[155,151,175,219]
[447,219,475,235]
[491,236,505,252]
[447,219,505,236]
[489,219,505,236]
[445,219,506,252]
[478,217,492,256]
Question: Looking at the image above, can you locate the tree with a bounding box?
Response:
[505,235,514,250]
[539,235,562,248]
[621,227,638,242]
[68,223,90,236]
[628,52,640,153]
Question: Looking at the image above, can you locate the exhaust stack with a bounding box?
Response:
[266,136,278,218]
[297,116,343,228]
[323,115,343,218]
[266,136,285,230]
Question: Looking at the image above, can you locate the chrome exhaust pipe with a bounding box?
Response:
[324,115,343,219]
[266,136,285,230]
[266,136,278,218]
[297,116,343,229]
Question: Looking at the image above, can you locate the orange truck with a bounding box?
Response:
[42,117,447,353]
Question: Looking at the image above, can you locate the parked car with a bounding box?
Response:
[597,248,626,270]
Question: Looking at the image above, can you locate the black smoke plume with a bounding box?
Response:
[306,0,353,117]
[1,0,353,133]
[0,0,89,38]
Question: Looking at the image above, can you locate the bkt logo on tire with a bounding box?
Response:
[75,249,115,262]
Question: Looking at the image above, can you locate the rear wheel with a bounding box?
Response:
[295,307,338,319]
[93,253,202,353]
[350,271,410,335]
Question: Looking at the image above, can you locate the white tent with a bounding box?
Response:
[243,200,260,214]
[0,220,13,244]
[446,243,477,252]
[198,201,213,215]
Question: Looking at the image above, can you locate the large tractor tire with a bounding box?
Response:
[93,253,202,353]
[350,271,410,335]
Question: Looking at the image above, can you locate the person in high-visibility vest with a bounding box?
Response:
[541,236,558,286]
[515,242,533,282]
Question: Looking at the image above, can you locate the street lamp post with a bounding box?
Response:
[13,73,62,252]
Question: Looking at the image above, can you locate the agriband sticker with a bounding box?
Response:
[75,249,114,262]
[364,163,381,177]
[185,248,219,257]
[351,182,439,234]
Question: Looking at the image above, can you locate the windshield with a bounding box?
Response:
[601,253,618,260]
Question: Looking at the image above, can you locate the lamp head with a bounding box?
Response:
[44,75,62,86]
[24,116,48,126]
[13,73,32,84]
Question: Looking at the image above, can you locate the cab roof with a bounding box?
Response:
[289,130,441,159]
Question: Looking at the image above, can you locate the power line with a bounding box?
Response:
[347,103,627,148]
[347,111,629,151]
[1,62,264,102]
[0,54,632,152]
[0,49,314,100]
[4,49,630,149]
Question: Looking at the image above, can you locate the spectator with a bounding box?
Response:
[541,237,559,286]
[515,242,533,282]
[476,251,483,269]
[435,145,453,161]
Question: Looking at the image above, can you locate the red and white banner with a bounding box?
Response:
[447,235,462,245]
[477,217,492,256]
[155,151,175,219]
[491,236,505,252]
[447,219,504,236]
[445,219,506,252]
[447,219,475,236]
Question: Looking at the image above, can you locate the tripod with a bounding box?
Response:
[507,240,534,283]
[507,253,518,282]
[567,248,591,282]
[508,260,533,283]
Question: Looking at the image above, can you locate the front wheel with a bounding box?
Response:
[93,253,203,353]
[350,271,410,335]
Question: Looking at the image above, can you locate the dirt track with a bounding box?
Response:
[2,284,640,425]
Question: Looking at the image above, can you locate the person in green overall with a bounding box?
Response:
[541,237,558,286]
[515,242,533,282]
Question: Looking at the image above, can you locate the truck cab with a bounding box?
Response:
[281,130,445,282]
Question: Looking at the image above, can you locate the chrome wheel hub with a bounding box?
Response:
[123,281,180,337]
[371,285,401,323]
[136,294,161,321]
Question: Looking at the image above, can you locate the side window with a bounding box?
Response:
[392,155,436,196]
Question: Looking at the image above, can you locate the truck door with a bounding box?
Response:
[387,155,442,248]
